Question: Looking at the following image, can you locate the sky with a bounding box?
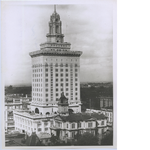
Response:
[2,0,114,86]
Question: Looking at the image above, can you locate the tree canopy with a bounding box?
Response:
[75,132,99,146]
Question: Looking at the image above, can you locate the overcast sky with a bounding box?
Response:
[2,1,114,86]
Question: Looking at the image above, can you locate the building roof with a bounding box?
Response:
[29,49,82,57]
[37,132,51,139]
[56,113,107,122]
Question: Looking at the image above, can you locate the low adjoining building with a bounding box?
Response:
[5,95,31,132]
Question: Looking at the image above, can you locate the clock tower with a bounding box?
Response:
[46,5,64,43]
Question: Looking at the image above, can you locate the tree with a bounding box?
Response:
[101,130,113,145]
[49,134,59,146]
[75,132,99,146]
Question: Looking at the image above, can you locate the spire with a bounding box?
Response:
[54,5,56,13]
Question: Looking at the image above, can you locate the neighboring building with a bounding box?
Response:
[85,108,113,127]
[50,113,108,142]
[5,96,31,132]
[50,92,108,142]
[99,97,113,108]
[100,108,113,127]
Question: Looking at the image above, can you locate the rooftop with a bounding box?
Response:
[56,113,107,122]
[37,132,51,139]
[29,49,82,57]
[14,110,57,119]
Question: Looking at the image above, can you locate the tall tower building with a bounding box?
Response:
[29,6,82,115]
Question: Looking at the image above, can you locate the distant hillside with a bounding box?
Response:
[5,85,32,96]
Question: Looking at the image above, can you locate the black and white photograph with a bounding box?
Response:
[1,0,116,148]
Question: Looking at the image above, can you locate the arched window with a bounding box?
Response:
[35,108,39,114]
[46,112,50,115]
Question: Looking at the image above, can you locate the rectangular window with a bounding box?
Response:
[66,69,68,72]
[66,83,68,86]
[45,74,48,77]
[56,83,58,86]
[56,78,58,82]
[75,78,78,81]
[45,128,48,131]
[45,69,48,72]
[66,74,68,77]
[56,93,58,96]
[75,83,78,86]
[75,74,78,77]
[56,88,58,91]
[75,88,78,91]
[61,83,63,86]
[45,84,48,87]
[78,122,81,128]
[88,122,92,128]
[45,79,48,82]
[44,122,48,126]
[46,94,48,97]
[61,73,63,77]
[56,73,58,77]
[66,78,68,81]
[55,69,58,72]
[45,89,48,92]
[75,69,78,72]
[101,121,104,125]
[72,123,75,129]
[60,69,63,72]
[61,78,63,81]
[38,128,41,131]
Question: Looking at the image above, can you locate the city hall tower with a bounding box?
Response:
[29,6,82,115]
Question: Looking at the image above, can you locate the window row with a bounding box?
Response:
[33,74,42,77]
[33,88,42,92]
[33,79,42,82]
[33,69,42,72]
[45,77,78,82]
[33,84,42,87]
[33,93,42,97]
[45,64,78,69]
[33,98,42,101]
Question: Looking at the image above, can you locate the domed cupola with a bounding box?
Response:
[50,5,60,22]
[45,5,65,43]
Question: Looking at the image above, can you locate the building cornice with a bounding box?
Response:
[29,50,82,58]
